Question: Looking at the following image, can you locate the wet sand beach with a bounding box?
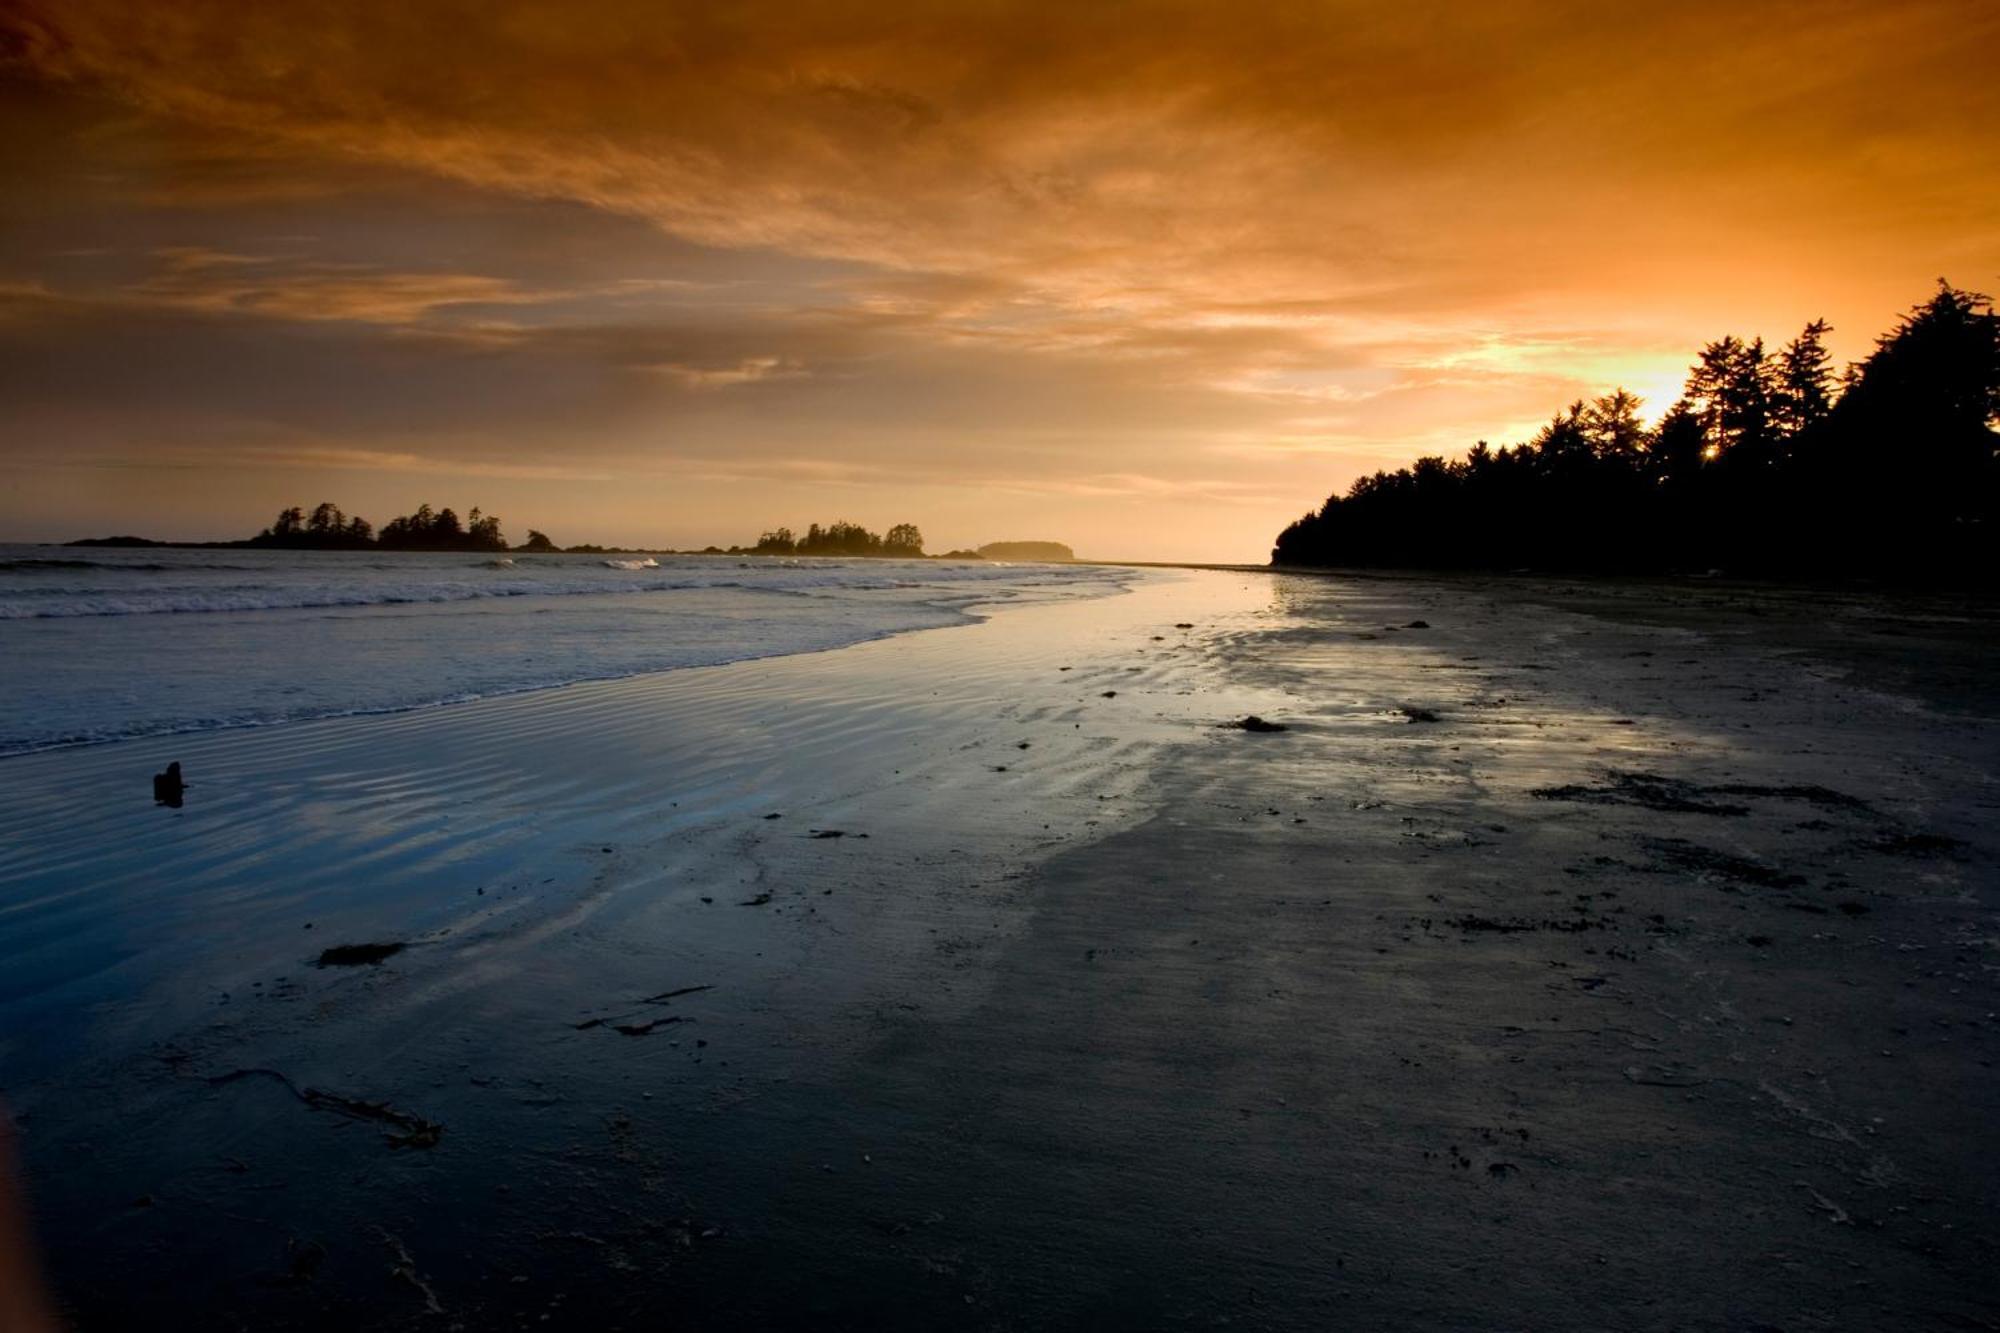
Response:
[2,570,1996,1330]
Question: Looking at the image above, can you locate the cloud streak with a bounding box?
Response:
[0,1,1996,556]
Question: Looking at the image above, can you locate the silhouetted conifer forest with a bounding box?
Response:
[751,521,925,556]
[235,509,936,557]
[247,502,510,551]
[1271,282,1999,579]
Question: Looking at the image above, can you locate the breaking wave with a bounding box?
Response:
[0,546,1141,756]
[0,552,1109,620]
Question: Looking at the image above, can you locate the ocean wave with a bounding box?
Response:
[602,557,660,570]
[0,607,977,757]
[0,559,1146,757]
[0,562,1121,619]
[0,558,268,573]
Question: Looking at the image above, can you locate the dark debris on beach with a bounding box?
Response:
[314,942,406,967]
[207,1067,443,1149]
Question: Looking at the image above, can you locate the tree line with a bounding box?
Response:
[1270,281,2000,578]
[238,506,940,557]
[751,521,925,557]
[247,502,547,553]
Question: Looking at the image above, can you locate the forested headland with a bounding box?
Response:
[1271,282,2000,578]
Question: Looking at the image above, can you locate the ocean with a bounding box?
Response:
[0,546,1133,755]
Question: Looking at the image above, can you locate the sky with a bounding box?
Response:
[2,1,1996,560]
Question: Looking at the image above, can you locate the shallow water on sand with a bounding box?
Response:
[0,567,1302,1327]
[0,546,1132,754]
[0,569,1282,1086]
[9,569,1993,1330]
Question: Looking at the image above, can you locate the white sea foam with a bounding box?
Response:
[0,546,1134,754]
[0,550,1097,620]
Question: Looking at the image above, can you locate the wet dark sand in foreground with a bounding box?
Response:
[5,572,1997,1329]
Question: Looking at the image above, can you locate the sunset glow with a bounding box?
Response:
[3,0,1996,558]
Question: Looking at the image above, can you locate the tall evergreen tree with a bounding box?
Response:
[1773,319,1836,443]
[307,502,345,537]
[1582,389,1648,461]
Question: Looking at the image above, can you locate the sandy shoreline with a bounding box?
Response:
[2,569,1996,1329]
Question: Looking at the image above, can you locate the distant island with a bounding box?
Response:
[1272,280,1999,579]
[63,507,1080,563]
[749,521,925,557]
[745,525,1074,561]
[64,503,554,553]
[254,502,514,552]
[975,541,1075,562]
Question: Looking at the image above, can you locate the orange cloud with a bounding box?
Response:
[10,3,1994,295]
[133,250,550,325]
[1,1,1996,557]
